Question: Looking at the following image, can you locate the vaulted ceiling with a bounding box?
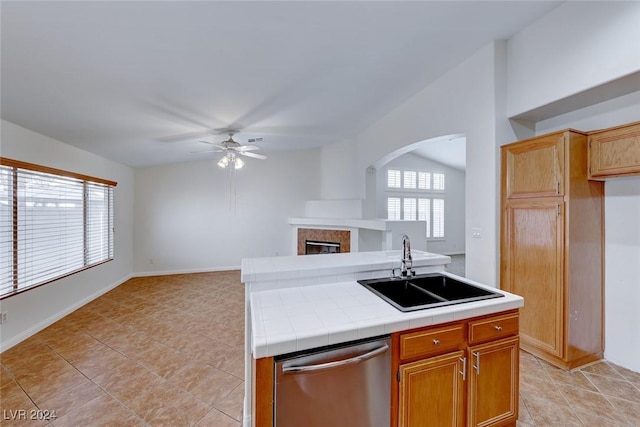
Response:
[1,1,561,167]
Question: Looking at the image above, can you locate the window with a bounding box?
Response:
[1,158,116,299]
[432,199,445,238]
[384,167,446,239]
[403,171,417,189]
[433,173,445,190]
[387,169,401,188]
[418,198,430,236]
[403,198,417,220]
[418,172,431,190]
[387,197,401,220]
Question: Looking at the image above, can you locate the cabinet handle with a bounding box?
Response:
[459,357,466,381]
[473,352,480,374]
[556,180,560,194]
[432,339,440,346]
[494,325,503,332]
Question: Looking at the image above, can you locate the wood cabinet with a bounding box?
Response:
[393,311,519,427]
[588,121,640,179]
[500,130,604,370]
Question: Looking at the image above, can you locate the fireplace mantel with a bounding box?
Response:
[288,217,391,231]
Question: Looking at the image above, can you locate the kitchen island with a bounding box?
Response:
[241,251,524,427]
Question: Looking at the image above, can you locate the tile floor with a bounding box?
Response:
[1,271,639,426]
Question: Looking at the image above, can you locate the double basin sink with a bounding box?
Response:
[358,273,503,312]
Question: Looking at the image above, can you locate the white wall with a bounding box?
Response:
[509,1,640,374]
[375,153,466,255]
[535,92,640,373]
[348,42,512,286]
[507,1,640,118]
[133,149,321,274]
[0,120,134,351]
[320,139,359,200]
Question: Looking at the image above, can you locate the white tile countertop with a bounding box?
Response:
[241,250,451,291]
[249,272,524,358]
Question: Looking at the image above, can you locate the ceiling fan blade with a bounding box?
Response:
[189,149,223,154]
[236,145,260,152]
[199,141,227,149]
[240,151,267,160]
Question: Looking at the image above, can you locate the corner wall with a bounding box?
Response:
[133,149,321,274]
[351,42,513,286]
[0,120,134,352]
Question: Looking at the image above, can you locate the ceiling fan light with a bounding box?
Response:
[217,156,230,168]
[234,157,245,169]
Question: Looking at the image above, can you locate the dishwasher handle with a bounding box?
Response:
[282,343,389,374]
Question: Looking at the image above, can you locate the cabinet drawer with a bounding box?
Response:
[400,323,465,360]
[468,312,518,345]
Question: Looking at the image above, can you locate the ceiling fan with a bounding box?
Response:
[198,131,267,169]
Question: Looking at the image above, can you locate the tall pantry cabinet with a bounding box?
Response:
[500,130,604,370]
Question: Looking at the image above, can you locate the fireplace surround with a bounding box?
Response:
[297,228,351,255]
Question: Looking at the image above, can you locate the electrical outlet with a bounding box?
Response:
[0,312,7,324]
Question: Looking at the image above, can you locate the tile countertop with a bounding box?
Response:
[241,250,451,291]
[249,272,524,359]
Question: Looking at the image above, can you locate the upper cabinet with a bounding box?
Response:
[502,133,566,198]
[588,121,640,180]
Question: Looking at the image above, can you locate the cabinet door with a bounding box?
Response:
[589,122,640,179]
[503,134,564,198]
[502,198,564,357]
[398,351,465,427]
[468,337,519,427]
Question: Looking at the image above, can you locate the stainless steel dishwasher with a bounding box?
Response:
[274,336,391,427]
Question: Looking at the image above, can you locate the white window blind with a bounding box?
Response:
[403,198,417,220]
[387,197,401,220]
[1,160,115,298]
[418,198,430,237]
[387,169,401,188]
[433,173,445,190]
[403,171,417,189]
[418,172,431,190]
[433,199,445,238]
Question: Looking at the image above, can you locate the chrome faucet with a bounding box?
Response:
[401,234,414,277]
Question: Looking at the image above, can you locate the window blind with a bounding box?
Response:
[433,173,445,190]
[403,171,417,189]
[403,198,417,220]
[387,197,401,220]
[387,169,401,188]
[0,159,115,298]
[433,199,445,238]
[418,172,431,190]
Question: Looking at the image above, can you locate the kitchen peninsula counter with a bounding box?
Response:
[240,250,524,427]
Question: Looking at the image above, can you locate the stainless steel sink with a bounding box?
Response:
[358,273,503,312]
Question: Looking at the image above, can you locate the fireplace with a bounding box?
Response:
[297,228,351,255]
[306,240,341,255]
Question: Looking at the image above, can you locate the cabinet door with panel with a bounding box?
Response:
[468,337,519,427]
[398,350,466,427]
[503,134,564,198]
[589,121,640,179]
[502,197,564,358]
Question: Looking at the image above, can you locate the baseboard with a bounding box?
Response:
[0,274,133,353]
[132,265,241,278]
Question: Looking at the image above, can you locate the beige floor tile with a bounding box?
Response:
[214,382,245,421]
[607,396,640,424]
[559,383,629,424]
[521,393,583,426]
[5,271,639,427]
[194,408,241,427]
[585,371,640,403]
